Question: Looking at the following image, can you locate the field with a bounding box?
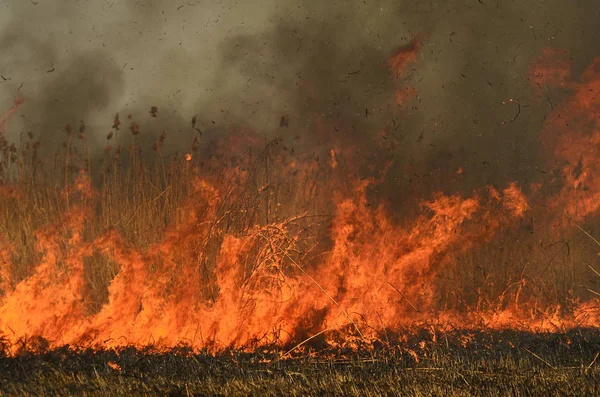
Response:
[1,329,599,396]
[0,41,599,395]
[0,120,598,395]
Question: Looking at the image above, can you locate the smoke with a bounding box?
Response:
[0,2,122,148]
[0,0,598,190]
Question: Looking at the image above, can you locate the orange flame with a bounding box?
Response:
[0,43,599,355]
[388,35,421,107]
[534,51,600,221]
[0,171,545,353]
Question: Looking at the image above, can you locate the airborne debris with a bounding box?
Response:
[112,113,121,130]
[279,115,289,128]
[340,68,361,82]
[501,98,521,124]
[416,130,424,143]
[130,122,140,135]
[191,136,200,151]
[191,115,202,134]
[78,121,86,139]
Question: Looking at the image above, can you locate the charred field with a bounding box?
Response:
[1,2,600,394]
[1,329,600,396]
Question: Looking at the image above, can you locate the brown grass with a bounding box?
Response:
[0,114,598,323]
[0,118,334,314]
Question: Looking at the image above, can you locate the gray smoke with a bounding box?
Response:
[0,0,598,191]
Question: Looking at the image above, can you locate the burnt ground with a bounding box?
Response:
[0,329,598,396]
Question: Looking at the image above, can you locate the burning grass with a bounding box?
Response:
[0,40,598,393]
[0,105,598,354]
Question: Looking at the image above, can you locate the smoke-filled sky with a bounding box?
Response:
[1,0,599,189]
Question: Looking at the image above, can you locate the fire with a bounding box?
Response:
[0,39,599,355]
[530,48,572,92]
[107,361,121,371]
[387,34,421,77]
[535,53,600,221]
[502,182,530,218]
[330,149,338,169]
[0,97,23,136]
[387,34,421,107]
[395,86,417,107]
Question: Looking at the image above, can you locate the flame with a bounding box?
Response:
[394,86,418,107]
[330,149,338,169]
[534,50,600,221]
[0,41,599,355]
[107,361,121,371]
[387,35,421,77]
[529,48,572,92]
[0,168,551,352]
[387,34,421,107]
[0,97,23,136]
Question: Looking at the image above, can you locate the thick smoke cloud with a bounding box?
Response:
[0,0,599,191]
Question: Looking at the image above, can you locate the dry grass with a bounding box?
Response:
[0,114,598,320]
[0,329,599,396]
[0,119,333,313]
[1,114,600,394]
